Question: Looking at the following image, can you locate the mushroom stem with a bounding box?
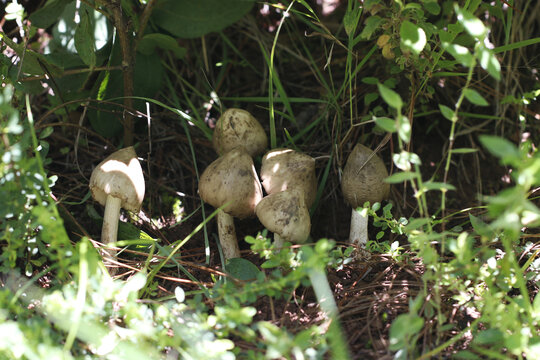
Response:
[273,233,285,250]
[349,208,368,248]
[217,211,241,259]
[101,195,122,268]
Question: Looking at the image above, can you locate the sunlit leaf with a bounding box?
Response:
[477,45,501,81]
[454,5,487,39]
[400,21,426,55]
[442,43,474,67]
[439,104,455,121]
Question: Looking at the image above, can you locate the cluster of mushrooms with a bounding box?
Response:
[198,109,316,259]
[88,108,390,270]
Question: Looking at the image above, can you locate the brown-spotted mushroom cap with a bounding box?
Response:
[89,146,145,213]
[212,108,268,157]
[255,189,311,244]
[199,147,263,219]
[341,143,389,251]
[341,143,389,208]
[260,148,317,207]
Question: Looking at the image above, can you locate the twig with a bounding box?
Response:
[110,0,135,146]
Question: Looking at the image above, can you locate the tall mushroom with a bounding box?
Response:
[213,108,268,157]
[341,143,389,249]
[260,148,318,207]
[89,146,145,271]
[198,147,263,260]
[256,189,311,247]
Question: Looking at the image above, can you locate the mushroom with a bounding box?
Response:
[255,189,311,248]
[89,146,145,270]
[212,108,268,157]
[260,148,317,208]
[198,147,263,260]
[341,143,389,249]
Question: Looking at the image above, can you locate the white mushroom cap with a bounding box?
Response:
[260,148,317,207]
[199,147,263,219]
[89,146,145,212]
[255,189,311,244]
[341,143,389,208]
[212,108,268,157]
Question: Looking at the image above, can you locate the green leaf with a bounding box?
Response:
[454,5,487,39]
[362,77,379,85]
[138,33,187,59]
[422,0,440,15]
[384,172,419,184]
[152,0,255,39]
[442,43,474,67]
[28,0,72,29]
[343,7,362,37]
[397,115,411,143]
[473,329,504,345]
[477,45,501,81]
[377,83,403,109]
[479,135,519,160]
[393,151,421,171]
[0,34,63,76]
[364,92,379,106]
[225,258,261,281]
[439,104,455,121]
[463,88,489,106]
[359,15,383,40]
[400,21,426,55]
[389,313,424,351]
[422,181,456,192]
[469,214,496,238]
[74,8,96,67]
[374,117,396,132]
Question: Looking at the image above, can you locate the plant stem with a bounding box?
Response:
[110,0,134,146]
[217,211,240,259]
[273,233,284,249]
[349,208,368,248]
[309,268,351,360]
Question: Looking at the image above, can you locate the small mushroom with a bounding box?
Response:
[260,148,317,208]
[212,108,268,157]
[341,143,389,249]
[255,189,311,248]
[198,147,263,260]
[89,147,145,271]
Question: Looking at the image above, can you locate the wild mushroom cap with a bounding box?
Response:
[199,147,263,219]
[212,108,268,157]
[89,146,145,212]
[341,143,390,208]
[255,189,311,244]
[260,148,317,207]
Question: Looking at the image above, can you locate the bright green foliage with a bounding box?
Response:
[0,85,74,278]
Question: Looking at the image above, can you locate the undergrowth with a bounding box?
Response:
[1,0,540,359]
